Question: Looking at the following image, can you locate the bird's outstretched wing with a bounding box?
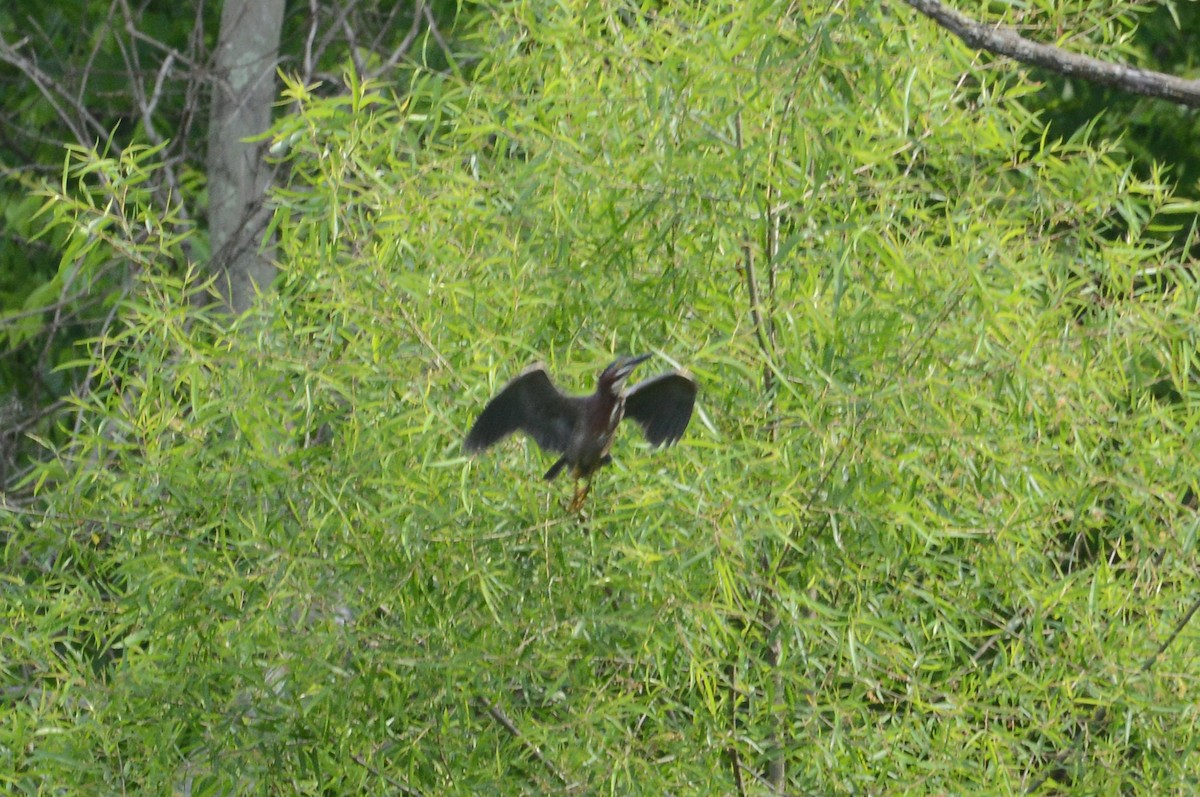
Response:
[464,365,581,454]
[623,372,697,447]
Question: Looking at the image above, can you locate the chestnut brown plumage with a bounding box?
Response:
[464,355,697,510]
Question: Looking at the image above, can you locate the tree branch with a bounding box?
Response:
[0,35,106,146]
[478,697,569,787]
[902,0,1200,108]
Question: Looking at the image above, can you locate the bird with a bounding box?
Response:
[464,354,697,511]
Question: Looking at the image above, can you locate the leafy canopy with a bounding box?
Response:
[5,1,1199,794]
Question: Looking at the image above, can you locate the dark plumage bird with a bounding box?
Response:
[464,354,697,510]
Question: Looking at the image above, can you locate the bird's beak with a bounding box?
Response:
[617,353,651,380]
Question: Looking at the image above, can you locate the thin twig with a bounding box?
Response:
[0,285,106,327]
[115,0,195,253]
[478,697,569,786]
[733,111,774,382]
[734,104,787,794]
[315,0,362,80]
[363,1,408,72]
[341,13,364,79]
[421,2,451,62]
[374,0,427,77]
[303,0,320,83]
[1023,590,1200,793]
[350,752,426,797]
[725,662,746,797]
[0,35,104,146]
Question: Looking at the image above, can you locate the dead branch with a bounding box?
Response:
[902,0,1200,108]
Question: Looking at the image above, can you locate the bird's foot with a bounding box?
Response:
[568,481,591,513]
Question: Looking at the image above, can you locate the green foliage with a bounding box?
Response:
[4,1,1199,794]
[1023,1,1200,215]
[0,2,218,399]
[0,0,465,485]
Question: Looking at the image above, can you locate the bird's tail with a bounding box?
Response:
[543,456,567,481]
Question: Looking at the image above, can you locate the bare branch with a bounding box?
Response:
[122,14,207,74]
[373,0,427,78]
[341,13,364,78]
[733,111,775,391]
[315,0,362,79]
[902,0,1200,108]
[421,2,451,64]
[0,35,106,146]
[304,0,320,82]
[478,697,569,787]
[113,0,196,267]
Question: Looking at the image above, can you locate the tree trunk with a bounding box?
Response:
[208,0,286,313]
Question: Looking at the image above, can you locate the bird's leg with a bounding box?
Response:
[568,479,592,513]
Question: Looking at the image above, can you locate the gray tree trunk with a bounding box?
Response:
[208,0,286,313]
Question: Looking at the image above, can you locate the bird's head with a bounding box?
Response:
[598,353,650,397]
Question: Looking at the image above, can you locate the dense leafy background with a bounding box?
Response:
[4,1,1200,794]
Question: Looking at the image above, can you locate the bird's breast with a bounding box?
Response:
[609,398,625,429]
